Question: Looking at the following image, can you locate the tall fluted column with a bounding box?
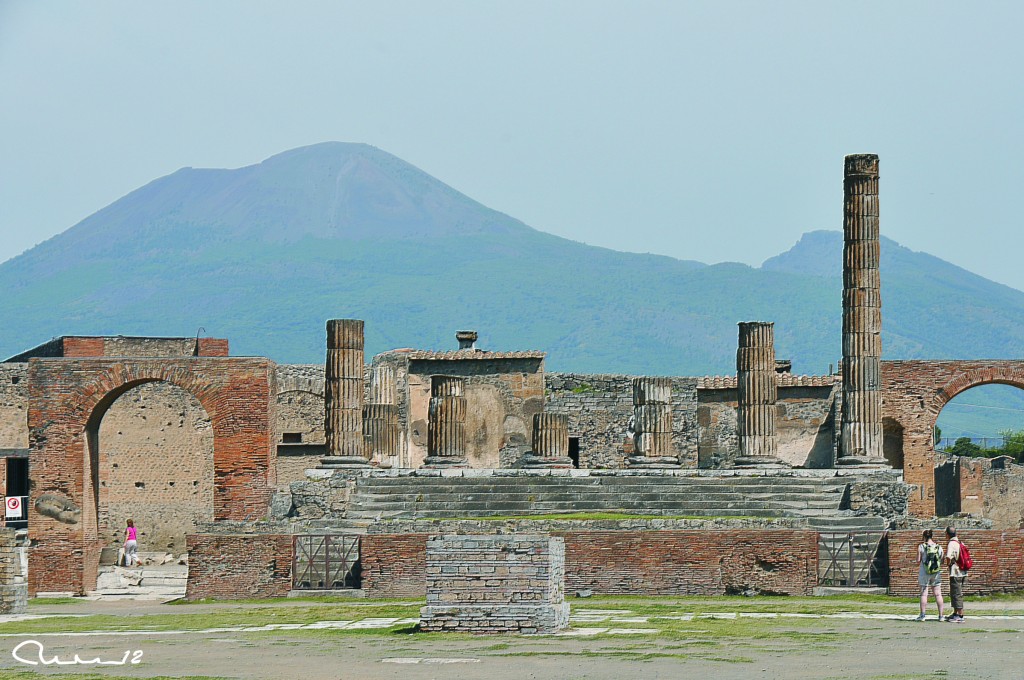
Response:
[838,154,886,466]
[626,377,680,468]
[320,319,370,469]
[422,376,468,468]
[522,413,574,468]
[364,364,400,466]
[734,321,786,468]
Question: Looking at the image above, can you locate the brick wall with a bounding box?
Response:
[98,382,214,553]
[0,365,28,450]
[28,357,276,594]
[360,530,818,597]
[888,530,1024,596]
[361,533,429,597]
[882,360,1024,516]
[545,374,699,469]
[185,533,292,600]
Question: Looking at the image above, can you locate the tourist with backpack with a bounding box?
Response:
[945,526,970,622]
[915,529,945,621]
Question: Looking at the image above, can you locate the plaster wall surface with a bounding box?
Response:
[97,383,214,553]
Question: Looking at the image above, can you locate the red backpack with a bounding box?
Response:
[956,540,974,571]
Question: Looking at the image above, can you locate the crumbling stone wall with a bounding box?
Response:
[0,529,26,613]
[545,374,698,468]
[97,383,214,554]
[0,365,28,450]
[274,365,326,483]
[960,457,1024,529]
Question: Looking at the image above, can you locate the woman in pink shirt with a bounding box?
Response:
[124,519,139,567]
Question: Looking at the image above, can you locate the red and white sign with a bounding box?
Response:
[5,496,22,518]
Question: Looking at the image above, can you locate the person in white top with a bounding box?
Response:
[945,526,966,622]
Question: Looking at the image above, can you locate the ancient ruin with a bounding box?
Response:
[1,154,1023,603]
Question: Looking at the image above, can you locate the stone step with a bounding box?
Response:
[356,478,848,490]
[353,488,843,501]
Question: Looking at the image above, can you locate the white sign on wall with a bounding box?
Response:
[5,496,23,518]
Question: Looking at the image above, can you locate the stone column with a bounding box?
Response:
[522,413,574,468]
[319,319,370,469]
[422,376,468,468]
[734,321,786,468]
[627,377,680,468]
[364,365,400,466]
[838,154,886,466]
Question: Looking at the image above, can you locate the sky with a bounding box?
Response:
[2,2,1023,289]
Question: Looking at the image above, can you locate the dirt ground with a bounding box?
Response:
[0,597,1020,680]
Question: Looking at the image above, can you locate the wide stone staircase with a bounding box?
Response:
[347,475,853,520]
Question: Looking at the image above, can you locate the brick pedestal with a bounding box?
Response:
[420,534,569,634]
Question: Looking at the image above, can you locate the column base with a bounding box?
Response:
[520,454,575,469]
[732,456,789,469]
[835,455,889,468]
[421,456,469,469]
[317,456,372,469]
[626,455,681,469]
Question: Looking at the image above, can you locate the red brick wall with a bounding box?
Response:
[27,357,276,595]
[196,338,230,357]
[882,360,1024,516]
[888,530,1024,596]
[62,338,106,357]
[562,530,818,596]
[359,530,819,598]
[185,534,292,600]
[361,533,429,597]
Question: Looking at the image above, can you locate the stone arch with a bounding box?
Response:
[882,360,1024,518]
[27,357,275,595]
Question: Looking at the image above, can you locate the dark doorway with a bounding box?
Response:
[934,459,961,517]
[5,457,28,529]
[568,437,580,468]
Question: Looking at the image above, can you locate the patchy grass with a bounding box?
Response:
[27,597,82,606]
[0,674,231,680]
[0,602,423,636]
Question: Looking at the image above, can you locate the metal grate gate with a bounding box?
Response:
[292,535,360,590]
[818,531,889,588]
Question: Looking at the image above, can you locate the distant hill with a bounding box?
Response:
[3,142,1024,379]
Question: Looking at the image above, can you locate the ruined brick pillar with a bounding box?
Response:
[423,376,468,468]
[734,321,786,468]
[522,413,574,468]
[364,364,400,466]
[319,319,370,469]
[627,377,680,468]
[838,154,886,467]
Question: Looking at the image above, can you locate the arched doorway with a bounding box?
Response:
[97,382,214,556]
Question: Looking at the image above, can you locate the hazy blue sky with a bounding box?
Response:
[2,2,1022,288]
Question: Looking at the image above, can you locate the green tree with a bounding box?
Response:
[949,437,982,457]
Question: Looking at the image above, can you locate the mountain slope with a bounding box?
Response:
[2,142,1023,376]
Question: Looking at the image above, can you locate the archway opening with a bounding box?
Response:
[95,382,215,557]
[935,384,1024,462]
[882,417,904,469]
